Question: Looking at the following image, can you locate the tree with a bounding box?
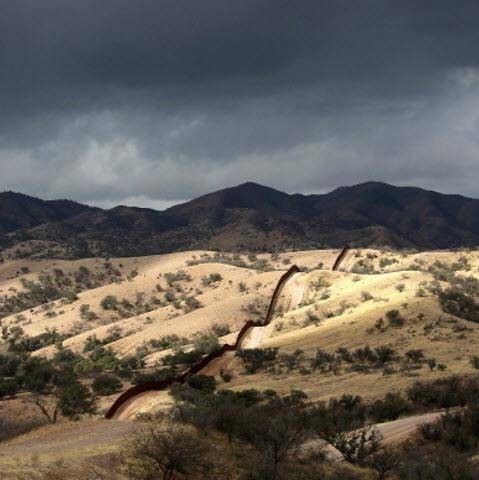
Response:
[20,357,96,423]
[366,448,401,480]
[332,427,382,465]
[122,420,207,480]
[58,381,96,419]
[368,392,410,423]
[92,373,122,396]
[236,406,309,480]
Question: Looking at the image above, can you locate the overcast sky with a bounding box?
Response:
[1,1,479,208]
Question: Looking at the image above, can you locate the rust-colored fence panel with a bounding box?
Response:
[332,244,350,271]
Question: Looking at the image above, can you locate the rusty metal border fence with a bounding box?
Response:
[332,244,350,271]
[106,246,350,419]
[105,265,300,418]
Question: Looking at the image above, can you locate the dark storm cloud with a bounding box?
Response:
[1,1,479,205]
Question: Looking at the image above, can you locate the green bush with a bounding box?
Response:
[100,295,119,310]
[439,289,479,323]
[91,374,122,396]
[201,273,223,286]
[57,381,96,419]
[211,323,231,337]
[236,348,278,374]
[368,392,410,422]
[386,309,405,327]
[0,378,19,399]
[407,376,479,409]
[187,375,216,393]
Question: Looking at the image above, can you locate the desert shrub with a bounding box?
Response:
[379,257,398,268]
[114,355,145,380]
[193,334,220,355]
[308,394,367,440]
[353,346,377,363]
[313,276,331,290]
[150,334,185,350]
[7,327,68,354]
[361,291,373,301]
[405,349,425,363]
[201,273,223,286]
[253,258,271,271]
[211,323,231,337]
[18,356,97,422]
[164,270,192,286]
[399,442,478,479]
[187,375,217,393]
[303,311,321,327]
[438,289,479,323]
[82,329,121,352]
[0,353,21,376]
[374,317,385,330]
[243,299,268,320]
[132,368,177,385]
[220,369,232,382]
[333,427,382,465]
[351,259,375,274]
[164,291,176,303]
[183,295,201,312]
[426,358,437,371]
[470,356,479,370]
[79,304,99,321]
[416,287,427,297]
[374,346,397,366]
[83,335,103,352]
[100,295,119,310]
[236,348,279,374]
[162,349,204,367]
[386,309,405,327]
[127,269,138,280]
[0,378,20,398]
[122,419,211,480]
[420,403,479,451]
[279,349,304,371]
[75,345,125,375]
[407,376,479,409]
[311,348,338,372]
[91,373,122,396]
[368,392,410,422]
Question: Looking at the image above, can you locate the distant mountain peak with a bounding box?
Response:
[1,181,479,258]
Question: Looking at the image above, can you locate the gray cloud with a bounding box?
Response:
[1,1,479,206]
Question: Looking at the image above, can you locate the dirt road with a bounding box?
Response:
[375,411,443,445]
[0,409,444,470]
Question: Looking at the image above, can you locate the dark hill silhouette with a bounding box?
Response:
[1,182,479,258]
[0,192,95,235]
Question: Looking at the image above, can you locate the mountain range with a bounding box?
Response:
[1,181,478,259]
